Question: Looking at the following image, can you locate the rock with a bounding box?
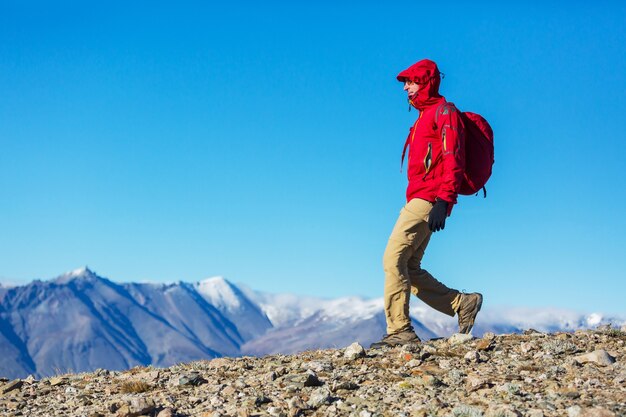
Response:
[0,380,23,395]
[49,376,68,386]
[476,338,495,351]
[574,350,616,366]
[307,387,332,408]
[24,375,37,384]
[485,405,522,417]
[483,332,496,340]
[400,342,421,353]
[302,372,323,387]
[344,342,366,360]
[526,410,544,417]
[301,361,332,372]
[331,380,359,391]
[568,406,583,417]
[255,395,272,406]
[117,397,156,417]
[178,372,207,386]
[558,387,581,399]
[451,404,483,416]
[465,374,489,392]
[156,408,175,417]
[267,406,286,417]
[448,333,473,346]
[580,408,617,417]
[464,350,480,362]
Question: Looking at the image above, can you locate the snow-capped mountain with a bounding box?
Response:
[0,268,623,379]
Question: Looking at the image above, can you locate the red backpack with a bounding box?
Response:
[437,103,494,197]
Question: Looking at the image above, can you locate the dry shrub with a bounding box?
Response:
[118,380,152,393]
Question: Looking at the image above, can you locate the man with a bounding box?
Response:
[371,59,482,349]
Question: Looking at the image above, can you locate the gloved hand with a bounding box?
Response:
[428,199,449,232]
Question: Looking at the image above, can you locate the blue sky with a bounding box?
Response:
[1,1,625,315]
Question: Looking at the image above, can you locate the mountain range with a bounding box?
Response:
[0,267,623,379]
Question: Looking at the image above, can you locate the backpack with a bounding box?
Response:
[436,103,494,197]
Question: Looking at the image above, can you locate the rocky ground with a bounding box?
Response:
[1,328,624,417]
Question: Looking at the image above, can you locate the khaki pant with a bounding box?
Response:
[383,198,462,335]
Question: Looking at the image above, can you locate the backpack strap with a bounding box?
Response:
[433,102,456,129]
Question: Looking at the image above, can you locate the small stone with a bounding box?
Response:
[568,406,583,417]
[49,376,68,386]
[451,405,484,417]
[483,332,496,340]
[464,350,480,362]
[400,342,421,353]
[465,374,489,392]
[405,359,422,367]
[222,385,237,396]
[267,406,286,417]
[476,338,494,351]
[287,396,306,410]
[303,372,323,387]
[301,361,332,372]
[307,387,332,408]
[178,372,207,386]
[156,408,175,417]
[574,350,616,366]
[120,397,156,417]
[558,387,581,399]
[448,333,474,346]
[580,408,616,417]
[344,342,366,360]
[485,405,522,417]
[255,395,272,406]
[237,408,251,417]
[331,380,359,391]
[527,410,544,417]
[418,374,442,387]
[23,375,37,384]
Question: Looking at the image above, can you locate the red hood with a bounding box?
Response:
[397,59,442,110]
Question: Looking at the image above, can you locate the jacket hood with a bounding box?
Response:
[397,59,442,110]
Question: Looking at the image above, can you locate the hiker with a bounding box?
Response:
[371,59,483,349]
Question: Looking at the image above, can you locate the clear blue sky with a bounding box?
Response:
[1,1,625,315]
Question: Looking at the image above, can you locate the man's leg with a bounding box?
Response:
[407,233,461,317]
[382,198,433,335]
[407,224,483,334]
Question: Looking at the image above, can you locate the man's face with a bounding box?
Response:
[403,79,419,99]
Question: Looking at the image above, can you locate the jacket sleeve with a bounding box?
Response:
[436,105,466,208]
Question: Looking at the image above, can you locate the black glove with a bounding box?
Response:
[428,199,449,232]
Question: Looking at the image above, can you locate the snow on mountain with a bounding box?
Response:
[196,277,242,310]
[195,277,273,341]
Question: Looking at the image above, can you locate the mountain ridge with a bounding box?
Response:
[0,268,623,379]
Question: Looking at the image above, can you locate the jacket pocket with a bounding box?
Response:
[423,142,432,173]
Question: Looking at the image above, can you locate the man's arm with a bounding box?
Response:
[428,105,465,232]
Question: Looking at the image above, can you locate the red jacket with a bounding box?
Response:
[398,60,465,213]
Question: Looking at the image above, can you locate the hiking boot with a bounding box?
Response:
[370,330,421,349]
[456,292,483,334]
